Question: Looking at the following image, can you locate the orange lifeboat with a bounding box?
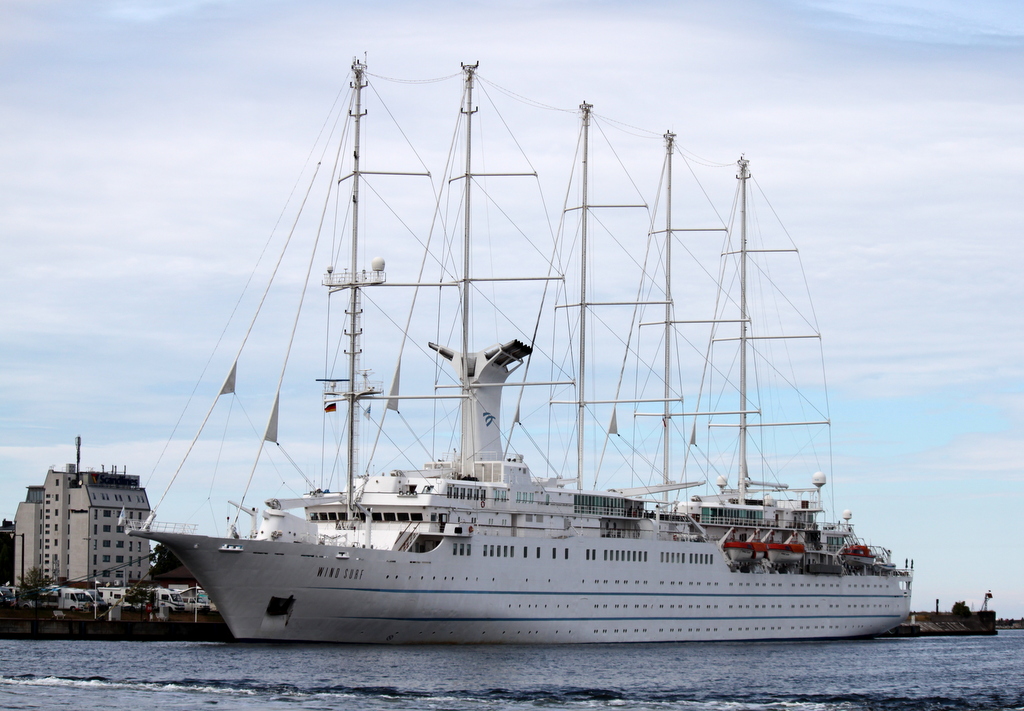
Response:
[841,544,875,567]
[766,542,805,564]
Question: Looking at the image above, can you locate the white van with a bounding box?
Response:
[56,587,95,611]
[155,588,186,613]
[95,585,185,613]
[96,585,133,609]
[178,586,212,613]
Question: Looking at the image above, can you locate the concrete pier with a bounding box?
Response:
[883,610,996,637]
[0,617,234,642]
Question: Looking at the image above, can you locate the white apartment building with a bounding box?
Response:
[14,463,151,585]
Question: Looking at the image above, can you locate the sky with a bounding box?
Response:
[2,0,1023,615]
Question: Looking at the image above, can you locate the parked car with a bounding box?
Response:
[19,589,58,609]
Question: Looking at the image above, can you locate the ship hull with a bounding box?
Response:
[141,530,911,644]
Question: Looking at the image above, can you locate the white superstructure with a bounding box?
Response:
[135,60,912,643]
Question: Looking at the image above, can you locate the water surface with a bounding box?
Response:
[1,631,1020,710]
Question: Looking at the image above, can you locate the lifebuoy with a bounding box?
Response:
[468,526,474,533]
[480,500,486,508]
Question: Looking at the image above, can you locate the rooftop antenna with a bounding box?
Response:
[75,435,81,473]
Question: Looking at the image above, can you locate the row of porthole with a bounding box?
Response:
[660,552,715,565]
[339,568,895,604]
[408,630,574,636]
[482,544,569,559]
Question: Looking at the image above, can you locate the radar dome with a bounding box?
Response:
[371,256,386,272]
[812,471,826,488]
[842,509,852,521]
[326,265,334,274]
[716,475,728,489]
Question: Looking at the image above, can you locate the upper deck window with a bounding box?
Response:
[574,494,621,516]
[700,507,763,524]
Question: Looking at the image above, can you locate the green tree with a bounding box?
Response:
[18,566,53,608]
[952,601,972,617]
[148,543,182,578]
[124,581,155,620]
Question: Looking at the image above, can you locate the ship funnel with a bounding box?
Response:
[432,338,532,475]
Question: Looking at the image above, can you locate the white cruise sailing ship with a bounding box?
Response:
[133,60,913,643]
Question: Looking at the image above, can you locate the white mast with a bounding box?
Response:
[459,62,478,477]
[737,156,750,500]
[345,59,367,517]
[662,131,675,499]
[576,101,592,491]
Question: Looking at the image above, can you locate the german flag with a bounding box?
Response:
[324,403,337,413]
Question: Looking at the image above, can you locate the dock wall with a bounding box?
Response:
[0,618,234,642]
[884,611,996,637]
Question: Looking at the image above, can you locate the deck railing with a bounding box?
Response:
[124,520,198,535]
[600,529,641,539]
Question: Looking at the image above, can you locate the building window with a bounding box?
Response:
[102,540,111,548]
[102,555,110,563]
[115,556,124,563]
[103,525,111,533]
[103,510,111,517]
[115,541,124,548]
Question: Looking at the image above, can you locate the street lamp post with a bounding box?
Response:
[16,532,24,608]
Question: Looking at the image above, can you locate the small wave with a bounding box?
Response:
[0,675,267,697]
[4,676,1023,711]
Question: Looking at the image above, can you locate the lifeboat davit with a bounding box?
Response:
[723,541,768,562]
[766,542,805,564]
[841,544,875,567]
